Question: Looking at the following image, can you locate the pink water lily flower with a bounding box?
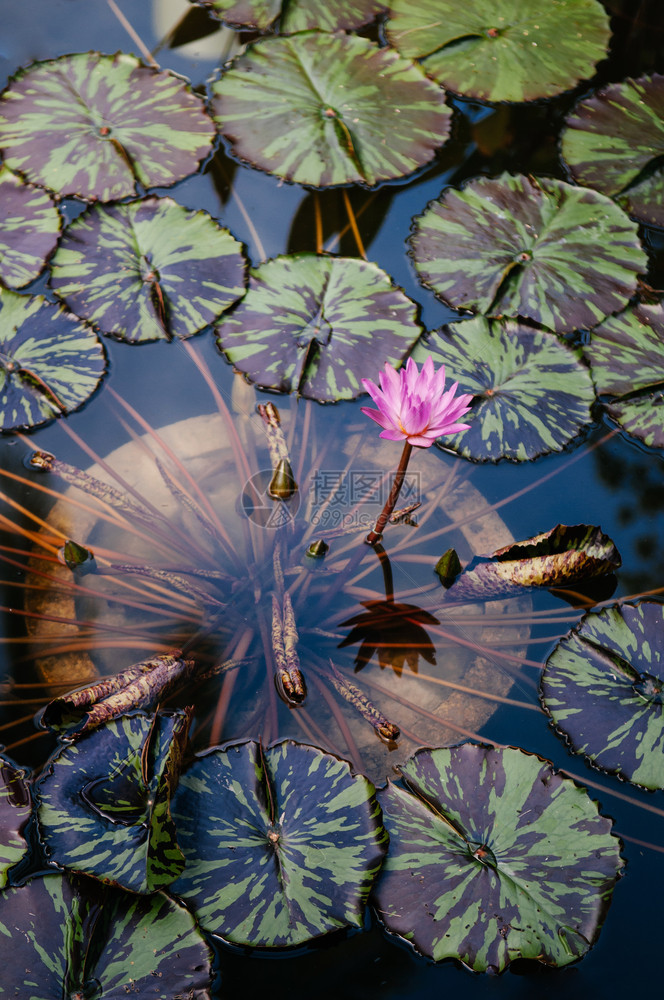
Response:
[361,356,473,448]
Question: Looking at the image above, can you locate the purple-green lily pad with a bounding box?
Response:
[0,164,61,289]
[0,52,215,202]
[50,196,247,343]
[373,743,623,972]
[409,173,646,334]
[190,0,384,31]
[211,31,451,188]
[0,753,30,887]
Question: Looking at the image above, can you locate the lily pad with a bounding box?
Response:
[170,739,387,947]
[36,710,191,892]
[443,524,621,601]
[0,52,215,202]
[541,600,664,790]
[373,744,623,972]
[562,74,664,228]
[210,31,451,187]
[0,754,30,888]
[411,318,595,462]
[0,873,213,998]
[192,0,384,31]
[0,288,106,431]
[216,253,422,400]
[385,0,611,103]
[50,196,247,343]
[0,164,61,290]
[409,173,646,333]
[584,302,664,449]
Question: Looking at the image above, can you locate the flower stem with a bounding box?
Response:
[365,442,413,546]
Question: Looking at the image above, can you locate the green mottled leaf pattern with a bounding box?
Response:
[216,253,422,400]
[50,196,246,343]
[541,601,664,789]
[562,74,664,228]
[0,755,30,888]
[409,173,646,333]
[170,739,387,947]
[0,52,215,201]
[412,318,595,461]
[0,873,212,998]
[385,0,611,103]
[584,302,664,449]
[192,0,384,31]
[211,31,451,187]
[36,711,190,892]
[0,164,60,289]
[0,288,106,431]
[373,744,622,971]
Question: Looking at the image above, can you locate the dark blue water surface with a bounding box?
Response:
[1,2,664,998]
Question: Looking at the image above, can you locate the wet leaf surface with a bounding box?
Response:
[211,31,451,187]
[170,739,387,947]
[409,173,646,333]
[0,754,30,888]
[216,253,422,400]
[385,0,611,103]
[562,73,664,228]
[541,600,664,789]
[584,302,664,449]
[50,196,246,343]
[443,524,621,601]
[0,164,61,290]
[373,744,623,972]
[0,52,215,201]
[0,872,212,997]
[36,710,191,892]
[0,288,106,431]
[412,317,595,462]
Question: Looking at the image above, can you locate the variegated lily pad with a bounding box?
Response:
[385,0,611,103]
[0,52,215,202]
[0,288,106,431]
[216,253,422,400]
[411,318,595,461]
[170,739,387,947]
[0,873,213,998]
[0,164,60,289]
[541,600,664,790]
[584,302,664,449]
[211,31,451,187]
[0,753,30,888]
[192,0,384,31]
[409,173,646,334]
[50,196,246,343]
[562,74,664,228]
[36,711,191,893]
[373,744,623,972]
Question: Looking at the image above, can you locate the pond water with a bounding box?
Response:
[1,1,664,997]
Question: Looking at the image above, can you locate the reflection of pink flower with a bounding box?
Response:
[361,356,473,448]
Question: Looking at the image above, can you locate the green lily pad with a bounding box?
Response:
[411,317,595,462]
[584,302,664,449]
[0,754,30,888]
[0,164,61,290]
[210,31,451,188]
[385,0,611,103]
[50,196,246,343]
[541,600,664,790]
[409,173,646,334]
[0,288,106,431]
[373,744,623,972]
[192,0,384,31]
[36,710,191,893]
[562,74,664,228]
[0,873,213,998]
[170,739,387,947]
[0,52,215,202]
[443,523,621,601]
[216,253,422,400]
